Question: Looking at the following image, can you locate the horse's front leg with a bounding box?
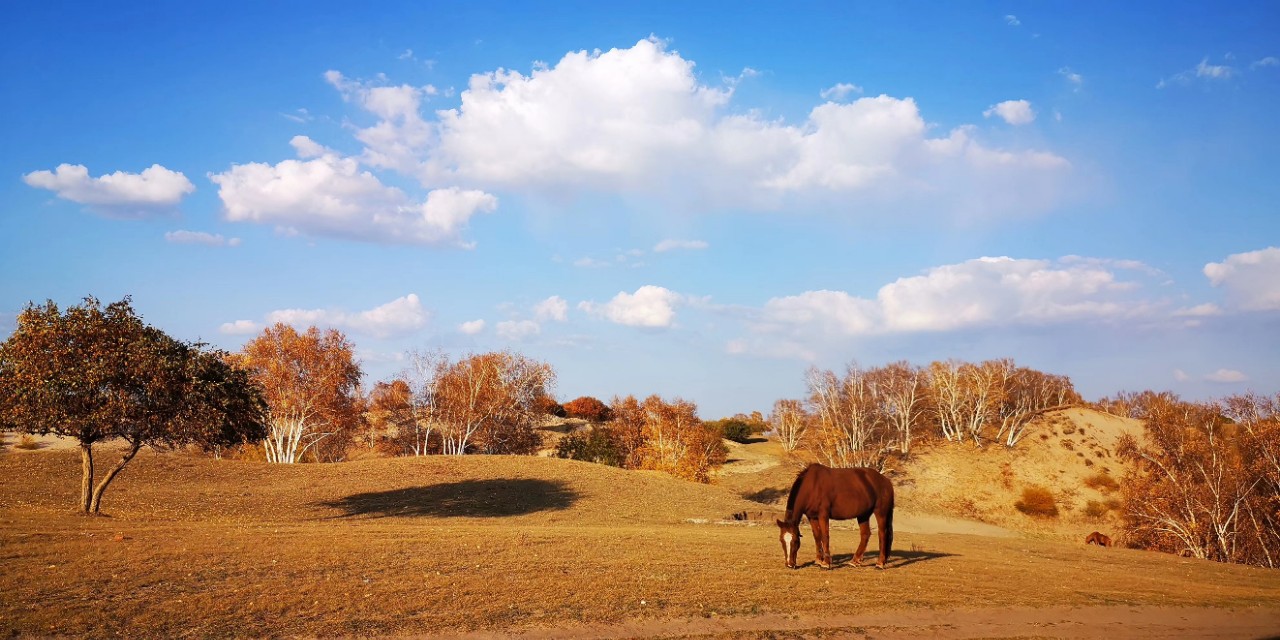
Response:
[852,517,871,566]
[809,516,831,569]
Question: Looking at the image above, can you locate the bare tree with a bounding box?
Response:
[926,360,967,442]
[768,398,808,452]
[806,364,891,470]
[871,361,926,455]
[993,361,1081,447]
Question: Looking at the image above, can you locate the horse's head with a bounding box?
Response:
[776,519,801,569]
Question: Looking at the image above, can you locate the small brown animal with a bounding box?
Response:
[1085,531,1112,547]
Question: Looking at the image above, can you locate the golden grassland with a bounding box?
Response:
[2,433,1280,638]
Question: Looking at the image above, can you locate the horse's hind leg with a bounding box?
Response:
[852,516,871,566]
[875,511,893,569]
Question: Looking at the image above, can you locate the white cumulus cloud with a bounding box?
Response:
[459,319,486,335]
[1203,247,1280,310]
[738,256,1163,355]
[1205,369,1248,383]
[496,319,541,341]
[210,136,496,247]
[534,296,569,322]
[325,70,437,174]
[580,285,682,328]
[219,320,261,335]
[407,38,1071,219]
[820,83,863,101]
[984,100,1036,125]
[23,163,195,217]
[263,294,430,338]
[165,230,242,247]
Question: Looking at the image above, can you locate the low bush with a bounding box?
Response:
[705,418,754,443]
[563,396,613,422]
[1083,471,1120,493]
[1083,499,1120,518]
[555,427,625,467]
[1015,485,1059,518]
[534,394,566,418]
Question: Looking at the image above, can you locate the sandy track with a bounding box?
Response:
[435,606,1280,639]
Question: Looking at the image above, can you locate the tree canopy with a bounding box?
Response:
[0,297,268,513]
[235,323,362,463]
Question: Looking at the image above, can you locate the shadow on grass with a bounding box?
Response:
[742,487,789,505]
[789,550,957,570]
[316,479,580,519]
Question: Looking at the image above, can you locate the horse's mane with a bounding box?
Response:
[784,465,812,519]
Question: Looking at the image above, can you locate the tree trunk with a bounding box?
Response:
[89,441,142,513]
[79,442,95,513]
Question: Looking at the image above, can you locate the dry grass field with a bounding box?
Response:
[2,414,1280,638]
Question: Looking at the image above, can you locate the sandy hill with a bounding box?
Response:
[710,407,1144,542]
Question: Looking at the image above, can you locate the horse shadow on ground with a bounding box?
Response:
[315,479,580,519]
[792,549,956,570]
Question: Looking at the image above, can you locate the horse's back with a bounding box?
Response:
[803,464,893,520]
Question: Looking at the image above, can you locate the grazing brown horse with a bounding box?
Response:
[776,463,895,570]
[1085,531,1112,547]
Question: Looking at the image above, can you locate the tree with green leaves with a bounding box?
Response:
[0,297,268,513]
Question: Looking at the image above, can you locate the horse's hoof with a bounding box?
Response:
[875,563,886,570]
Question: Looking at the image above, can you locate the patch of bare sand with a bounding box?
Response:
[896,407,1145,542]
[433,605,1280,639]
[1,431,90,452]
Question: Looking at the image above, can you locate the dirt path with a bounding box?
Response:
[435,605,1280,639]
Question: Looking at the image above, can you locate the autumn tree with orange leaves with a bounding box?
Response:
[623,394,726,483]
[429,351,555,455]
[236,324,362,464]
[1117,392,1280,567]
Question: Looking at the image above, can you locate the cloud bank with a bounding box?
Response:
[24,164,195,217]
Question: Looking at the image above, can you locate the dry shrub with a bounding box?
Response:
[999,463,1015,489]
[217,443,267,462]
[15,435,41,450]
[947,496,984,520]
[1084,499,1122,518]
[1062,423,1077,435]
[1060,439,1075,451]
[1083,471,1120,493]
[1014,485,1059,518]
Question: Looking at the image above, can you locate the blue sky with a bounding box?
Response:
[3,2,1278,418]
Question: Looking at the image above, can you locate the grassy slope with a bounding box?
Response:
[2,440,1279,638]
